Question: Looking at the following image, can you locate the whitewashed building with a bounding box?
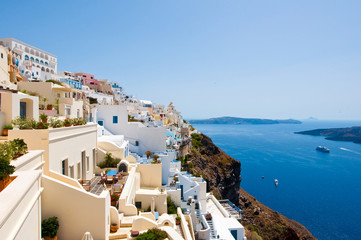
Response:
[0,38,57,81]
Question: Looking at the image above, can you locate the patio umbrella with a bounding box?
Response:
[151,197,155,215]
[81,232,93,240]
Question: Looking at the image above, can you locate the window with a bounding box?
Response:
[45,62,48,65]
[35,58,39,63]
[113,116,118,124]
[62,159,68,176]
[24,55,29,60]
[40,60,44,64]
[30,57,34,61]
[83,75,86,77]
[98,120,104,126]
[91,77,93,79]
[65,105,71,116]
[77,109,80,118]
[135,141,139,146]
[57,93,60,98]
[1,53,3,58]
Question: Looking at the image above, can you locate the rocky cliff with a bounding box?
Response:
[180,133,316,240]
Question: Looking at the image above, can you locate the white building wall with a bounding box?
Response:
[8,124,97,180]
[0,170,42,240]
[0,38,57,81]
[97,105,166,155]
[42,174,110,240]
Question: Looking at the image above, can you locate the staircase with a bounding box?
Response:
[206,218,217,239]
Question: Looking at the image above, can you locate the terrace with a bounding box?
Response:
[219,200,242,219]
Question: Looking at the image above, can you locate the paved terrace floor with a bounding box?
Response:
[89,176,105,195]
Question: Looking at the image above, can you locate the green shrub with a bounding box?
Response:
[191,133,202,149]
[45,79,62,86]
[0,142,13,162]
[136,228,167,240]
[72,117,87,126]
[167,196,177,214]
[98,152,120,168]
[33,122,49,129]
[63,118,72,126]
[0,138,28,161]
[39,113,48,121]
[10,138,28,157]
[0,157,15,180]
[3,124,13,130]
[11,117,35,129]
[50,119,63,128]
[41,216,59,238]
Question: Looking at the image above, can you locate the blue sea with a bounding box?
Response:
[193,121,361,240]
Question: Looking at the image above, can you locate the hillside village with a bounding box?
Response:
[0,38,246,240]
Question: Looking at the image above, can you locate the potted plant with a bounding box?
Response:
[195,202,199,209]
[50,119,63,128]
[153,154,159,162]
[34,121,49,129]
[0,157,15,192]
[46,104,53,110]
[42,216,59,240]
[145,151,152,159]
[40,113,48,123]
[111,193,119,206]
[175,216,181,225]
[2,125,13,136]
[63,118,72,127]
[205,213,212,221]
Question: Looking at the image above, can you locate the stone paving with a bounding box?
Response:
[89,176,105,195]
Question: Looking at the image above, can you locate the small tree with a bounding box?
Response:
[145,151,152,159]
[0,157,15,181]
[41,216,59,238]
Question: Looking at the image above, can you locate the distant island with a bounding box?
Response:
[189,116,302,125]
[295,126,361,143]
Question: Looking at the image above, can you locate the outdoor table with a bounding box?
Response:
[106,170,118,176]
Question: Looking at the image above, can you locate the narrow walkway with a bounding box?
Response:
[206,218,217,239]
[89,176,105,195]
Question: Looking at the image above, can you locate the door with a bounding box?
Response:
[231,230,238,240]
[81,151,86,180]
[20,102,26,119]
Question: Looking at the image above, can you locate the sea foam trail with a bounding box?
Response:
[340,147,361,156]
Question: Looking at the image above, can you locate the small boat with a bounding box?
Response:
[274,179,278,186]
[316,146,330,153]
[262,176,264,179]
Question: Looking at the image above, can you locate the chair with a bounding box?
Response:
[101,171,106,184]
[106,175,114,185]
[112,184,122,194]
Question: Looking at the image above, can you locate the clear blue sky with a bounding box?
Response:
[1,0,361,120]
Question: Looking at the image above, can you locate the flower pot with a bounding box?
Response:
[0,176,11,192]
[111,201,117,207]
[110,224,119,232]
[47,106,53,110]
[41,119,48,123]
[44,236,57,240]
[2,129,8,136]
[176,219,181,225]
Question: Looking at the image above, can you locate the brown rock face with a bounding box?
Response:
[181,133,241,203]
[180,133,317,240]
